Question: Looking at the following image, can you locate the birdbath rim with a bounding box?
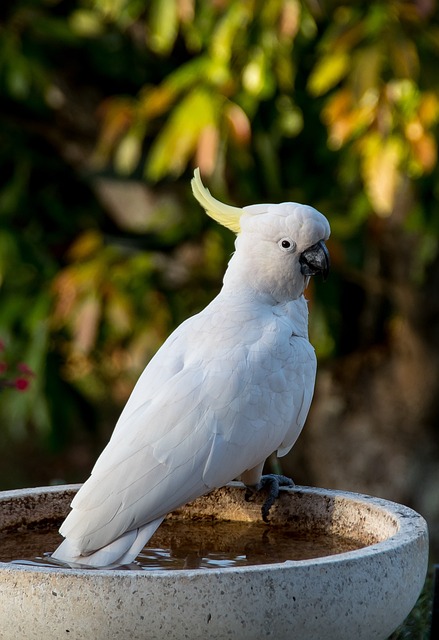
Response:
[0,482,428,578]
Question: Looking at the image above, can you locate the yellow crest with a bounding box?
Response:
[191,168,242,234]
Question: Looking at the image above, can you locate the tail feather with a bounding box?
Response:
[51,517,164,568]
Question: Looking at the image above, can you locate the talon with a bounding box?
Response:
[244,474,294,523]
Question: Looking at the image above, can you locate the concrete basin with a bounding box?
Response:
[0,483,428,639]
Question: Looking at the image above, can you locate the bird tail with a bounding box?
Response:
[51,517,164,569]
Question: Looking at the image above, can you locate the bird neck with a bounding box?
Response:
[217,282,310,340]
[276,296,310,339]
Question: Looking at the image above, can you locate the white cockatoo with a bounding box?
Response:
[52,169,330,568]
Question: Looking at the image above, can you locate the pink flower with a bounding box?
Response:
[15,378,30,391]
[0,339,34,393]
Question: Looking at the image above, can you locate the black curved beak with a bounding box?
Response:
[299,240,330,281]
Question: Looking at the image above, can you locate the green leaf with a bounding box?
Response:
[6,55,32,100]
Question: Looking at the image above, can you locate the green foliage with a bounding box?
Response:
[1,0,438,469]
[93,0,303,181]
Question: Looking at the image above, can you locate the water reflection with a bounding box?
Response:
[1,519,364,570]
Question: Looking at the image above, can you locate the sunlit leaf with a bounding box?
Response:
[69,9,104,37]
[94,98,135,164]
[361,135,404,216]
[307,52,350,97]
[92,0,145,25]
[279,0,301,39]
[418,92,439,126]
[323,88,375,148]
[210,1,251,64]
[410,132,437,174]
[148,0,178,55]
[139,56,212,120]
[140,85,176,120]
[224,102,251,145]
[114,128,143,175]
[67,231,103,262]
[146,89,220,181]
[242,49,264,95]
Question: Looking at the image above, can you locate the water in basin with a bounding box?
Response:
[0,518,364,570]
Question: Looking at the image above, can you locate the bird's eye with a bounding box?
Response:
[278,237,296,252]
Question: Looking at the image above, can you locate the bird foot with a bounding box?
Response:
[244,474,295,523]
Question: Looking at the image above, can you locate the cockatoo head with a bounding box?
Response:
[192,169,330,303]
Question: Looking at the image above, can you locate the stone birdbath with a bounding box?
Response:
[0,482,428,640]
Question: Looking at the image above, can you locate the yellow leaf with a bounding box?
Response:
[69,10,103,37]
[94,98,134,164]
[140,85,175,120]
[148,0,178,55]
[114,131,142,175]
[210,2,252,64]
[146,89,220,181]
[322,88,352,125]
[323,87,376,149]
[307,52,350,97]
[411,133,437,173]
[361,135,403,216]
[67,230,103,262]
[419,92,439,127]
[242,48,273,98]
[139,57,213,120]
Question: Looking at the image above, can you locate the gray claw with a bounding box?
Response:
[245,474,294,523]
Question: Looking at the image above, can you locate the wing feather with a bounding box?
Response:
[55,296,317,564]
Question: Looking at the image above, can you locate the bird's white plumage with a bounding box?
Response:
[52,172,330,568]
